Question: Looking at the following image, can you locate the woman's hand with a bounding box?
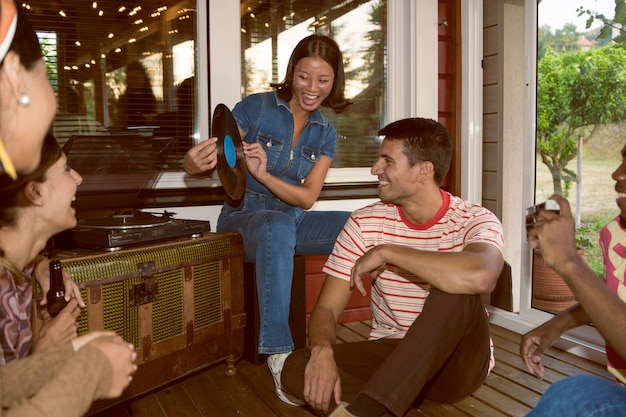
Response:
[62,275,85,307]
[35,256,85,308]
[33,298,81,352]
[183,137,218,176]
[243,142,270,183]
[72,331,138,399]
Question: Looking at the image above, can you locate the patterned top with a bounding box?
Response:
[599,216,626,384]
[0,265,34,364]
[323,190,505,340]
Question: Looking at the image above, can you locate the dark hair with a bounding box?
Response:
[0,132,63,227]
[271,35,352,114]
[377,118,452,185]
[177,76,194,112]
[125,61,152,87]
[0,7,42,71]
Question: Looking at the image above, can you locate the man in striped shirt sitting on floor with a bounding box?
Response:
[275,117,505,417]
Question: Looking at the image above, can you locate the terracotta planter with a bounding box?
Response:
[531,249,583,313]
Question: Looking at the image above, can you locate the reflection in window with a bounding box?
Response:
[241,0,387,168]
[24,0,198,169]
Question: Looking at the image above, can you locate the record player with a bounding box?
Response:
[59,209,211,251]
[55,134,211,251]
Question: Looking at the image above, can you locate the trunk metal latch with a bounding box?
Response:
[129,261,159,306]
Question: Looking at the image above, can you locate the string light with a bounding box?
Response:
[22,2,195,76]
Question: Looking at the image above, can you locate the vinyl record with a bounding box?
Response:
[212,103,246,200]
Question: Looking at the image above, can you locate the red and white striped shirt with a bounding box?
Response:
[323,190,505,340]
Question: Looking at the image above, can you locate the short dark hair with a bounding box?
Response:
[377,118,452,185]
[271,34,352,113]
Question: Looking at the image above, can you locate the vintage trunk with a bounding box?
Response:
[33,232,245,414]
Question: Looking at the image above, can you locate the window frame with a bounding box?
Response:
[151,0,608,363]
[154,1,441,190]
[486,0,606,364]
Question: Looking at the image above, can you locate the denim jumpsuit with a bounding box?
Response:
[217,92,350,355]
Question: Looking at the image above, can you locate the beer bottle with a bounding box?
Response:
[47,260,67,317]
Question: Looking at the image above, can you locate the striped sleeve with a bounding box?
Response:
[323,214,367,281]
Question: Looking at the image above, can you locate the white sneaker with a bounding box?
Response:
[267,351,305,406]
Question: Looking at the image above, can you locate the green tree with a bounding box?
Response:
[326,0,386,168]
[537,46,626,195]
[554,23,582,52]
[577,0,626,43]
[538,23,581,60]
[37,34,58,92]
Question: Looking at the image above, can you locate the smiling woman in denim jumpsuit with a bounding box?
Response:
[182,34,352,403]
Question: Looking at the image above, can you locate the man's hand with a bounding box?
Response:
[303,346,342,413]
[350,245,386,296]
[183,137,218,176]
[520,322,561,379]
[526,195,579,270]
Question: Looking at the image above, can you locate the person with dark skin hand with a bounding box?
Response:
[521,143,626,416]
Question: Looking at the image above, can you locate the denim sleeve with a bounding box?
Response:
[231,93,264,142]
[318,121,337,160]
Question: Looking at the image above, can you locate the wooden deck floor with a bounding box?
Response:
[90,321,612,417]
